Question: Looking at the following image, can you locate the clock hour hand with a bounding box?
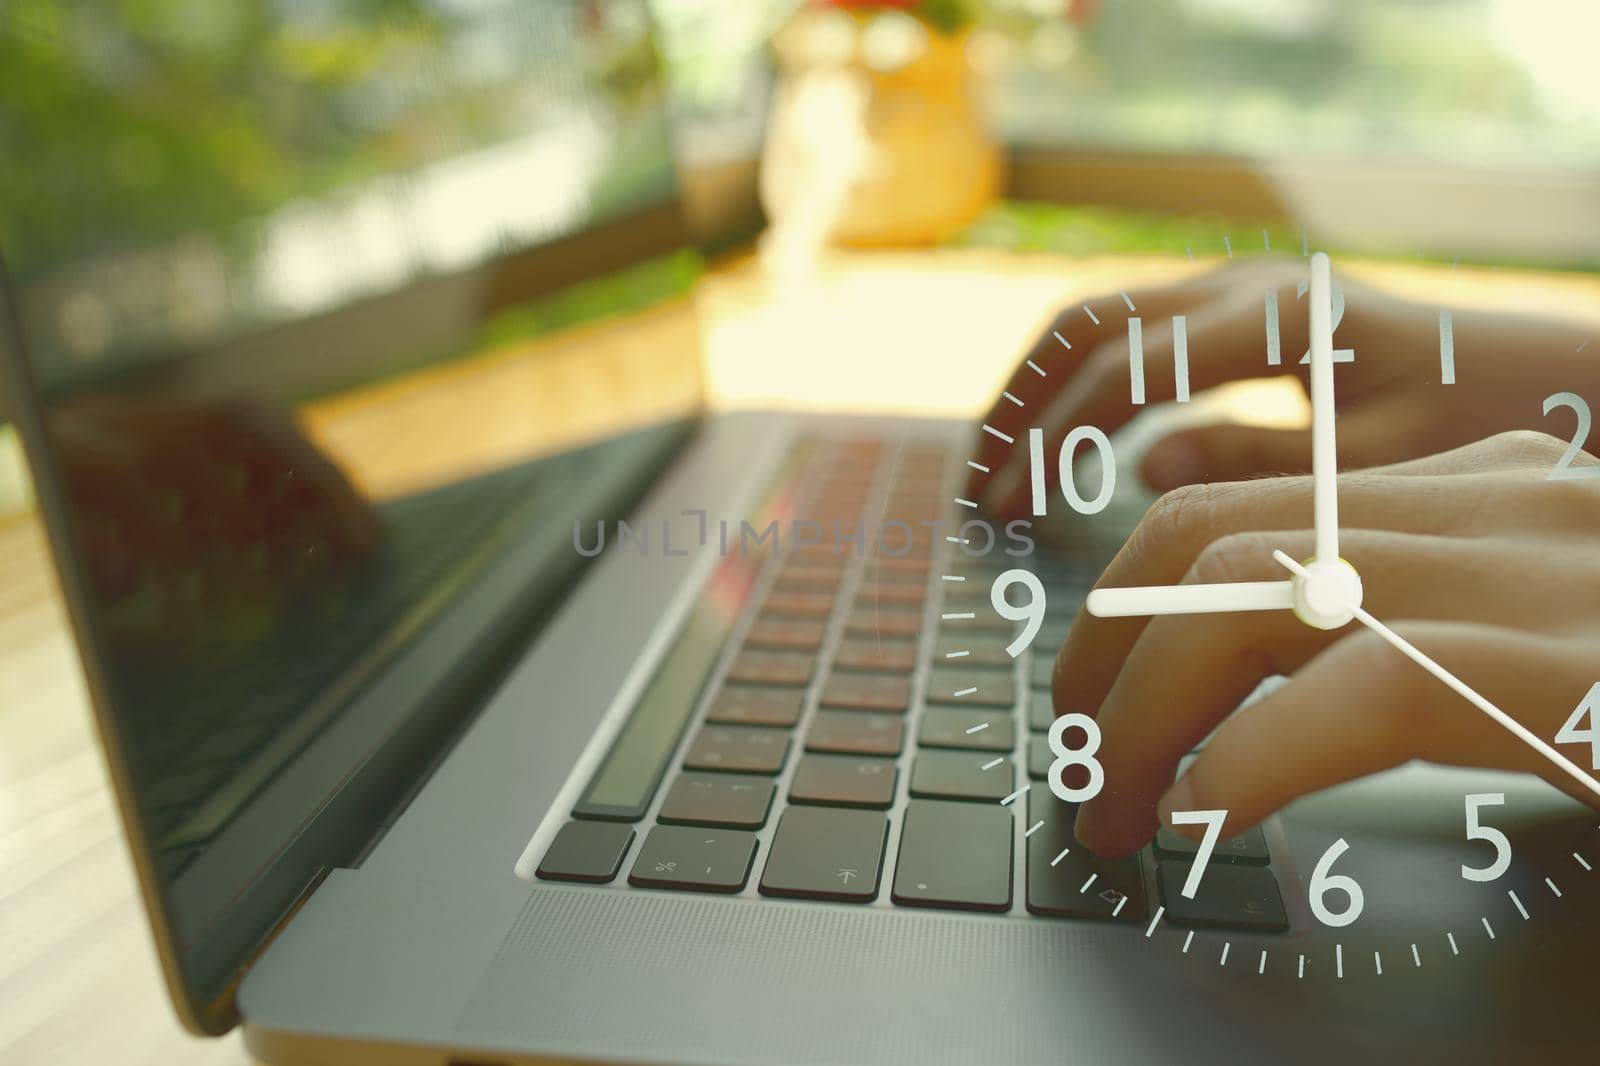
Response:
[1272,550,1600,804]
[1086,580,1295,618]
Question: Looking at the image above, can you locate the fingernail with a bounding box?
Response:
[1142,438,1204,490]
[1157,774,1197,835]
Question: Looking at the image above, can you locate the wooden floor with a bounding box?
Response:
[2,247,1595,1064]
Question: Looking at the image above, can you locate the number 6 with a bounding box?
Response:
[1309,838,1364,928]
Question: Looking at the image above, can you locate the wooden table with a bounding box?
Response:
[3,248,1596,1064]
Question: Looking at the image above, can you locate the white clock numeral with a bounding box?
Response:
[1438,309,1456,384]
[1128,315,1190,405]
[989,569,1045,658]
[1308,838,1365,928]
[1169,808,1227,899]
[1541,392,1600,480]
[1026,426,1117,517]
[1461,792,1512,883]
[1045,713,1105,805]
[1295,278,1355,364]
[1554,681,1600,768]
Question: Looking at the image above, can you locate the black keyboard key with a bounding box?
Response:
[1028,688,1055,732]
[833,637,918,673]
[1155,825,1270,865]
[932,636,1013,669]
[1027,735,1053,779]
[759,807,888,902]
[745,617,827,650]
[891,800,1012,912]
[726,649,814,687]
[926,668,1016,708]
[629,826,757,893]
[789,754,897,808]
[658,772,775,829]
[706,686,804,728]
[1157,861,1287,932]
[536,821,635,883]
[683,726,790,774]
[805,711,904,756]
[917,709,1014,752]
[820,671,911,713]
[909,751,1013,802]
[1024,792,1146,921]
[845,606,922,638]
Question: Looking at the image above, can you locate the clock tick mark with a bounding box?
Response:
[1182,931,1194,954]
[954,497,977,509]
[964,721,989,734]
[1411,944,1421,968]
[1481,917,1496,940]
[1082,305,1100,326]
[1373,951,1383,976]
[980,424,1013,444]
[1050,846,1070,868]
[1078,873,1097,894]
[1575,852,1592,871]
[1024,819,1044,837]
[1219,942,1230,967]
[966,460,990,474]
[1144,906,1164,937]
[1509,889,1529,920]
[1258,949,1267,975]
[951,686,978,697]
[1546,877,1563,898]
[1448,932,1460,956]
[999,785,1028,806]
[1120,291,1136,313]
[1297,955,1305,979]
[1335,944,1344,979]
[979,757,1003,771]
[1001,391,1024,408]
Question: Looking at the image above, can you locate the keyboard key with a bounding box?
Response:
[706,686,803,728]
[805,711,904,757]
[932,636,1013,669]
[658,772,775,829]
[926,668,1015,708]
[745,617,827,650]
[891,800,1012,912]
[909,751,1013,802]
[1156,861,1288,932]
[856,583,926,607]
[833,637,917,673]
[917,709,1014,752]
[759,807,888,902]
[1029,654,1056,689]
[1155,825,1270,865]
[820,672,911,713]
[1027,735,1053,779]
[683,726,791,774]
[1027,688,1055,731]
[788,754,897,808]
[858,565,927,587]
[628,826,757,893]
[845,606,922,638]
[1024,792,1146,921]
[536,821,635,883]
[762,590,836,617]
[726,649,814,687]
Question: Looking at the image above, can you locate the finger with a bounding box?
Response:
[985,281,1316,518]
[1063,523,1599,857]
[1138,392,1429,490]
[1051,470,1507,723]
[1158,625,1600,843]
[969,280,1227,492]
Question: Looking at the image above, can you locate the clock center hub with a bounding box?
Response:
[1292,558,1363,630]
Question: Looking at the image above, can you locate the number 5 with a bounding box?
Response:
[1461,793,1512,883]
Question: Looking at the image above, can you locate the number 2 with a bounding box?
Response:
[1541,392,1600,480]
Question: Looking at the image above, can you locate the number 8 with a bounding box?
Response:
[1046,713,1105,804]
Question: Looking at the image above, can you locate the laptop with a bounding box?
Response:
[2,5,1595,1064]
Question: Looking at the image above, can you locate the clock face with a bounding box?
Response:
[952,243,1600,980]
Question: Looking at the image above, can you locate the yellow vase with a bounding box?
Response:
[761,9,1003,249]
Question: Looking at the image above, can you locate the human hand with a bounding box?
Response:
[1052,430,1600,859]
[970,258,1598,517]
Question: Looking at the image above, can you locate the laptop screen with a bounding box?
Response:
[0,0,699,1025]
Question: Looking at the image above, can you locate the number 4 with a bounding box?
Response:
[1554,681,1600,769]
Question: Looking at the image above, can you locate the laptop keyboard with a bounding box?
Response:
[536,434,1290,934]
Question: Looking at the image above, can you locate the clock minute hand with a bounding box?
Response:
[1308,251,1339,567]
[1272,550,1600,804]
[1086,580,1295,618]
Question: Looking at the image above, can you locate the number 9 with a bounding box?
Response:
[990,569,1045,658]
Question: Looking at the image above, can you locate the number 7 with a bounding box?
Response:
[1169,809,1228,899]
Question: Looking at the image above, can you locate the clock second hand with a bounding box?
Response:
[1272,550,1600,804]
